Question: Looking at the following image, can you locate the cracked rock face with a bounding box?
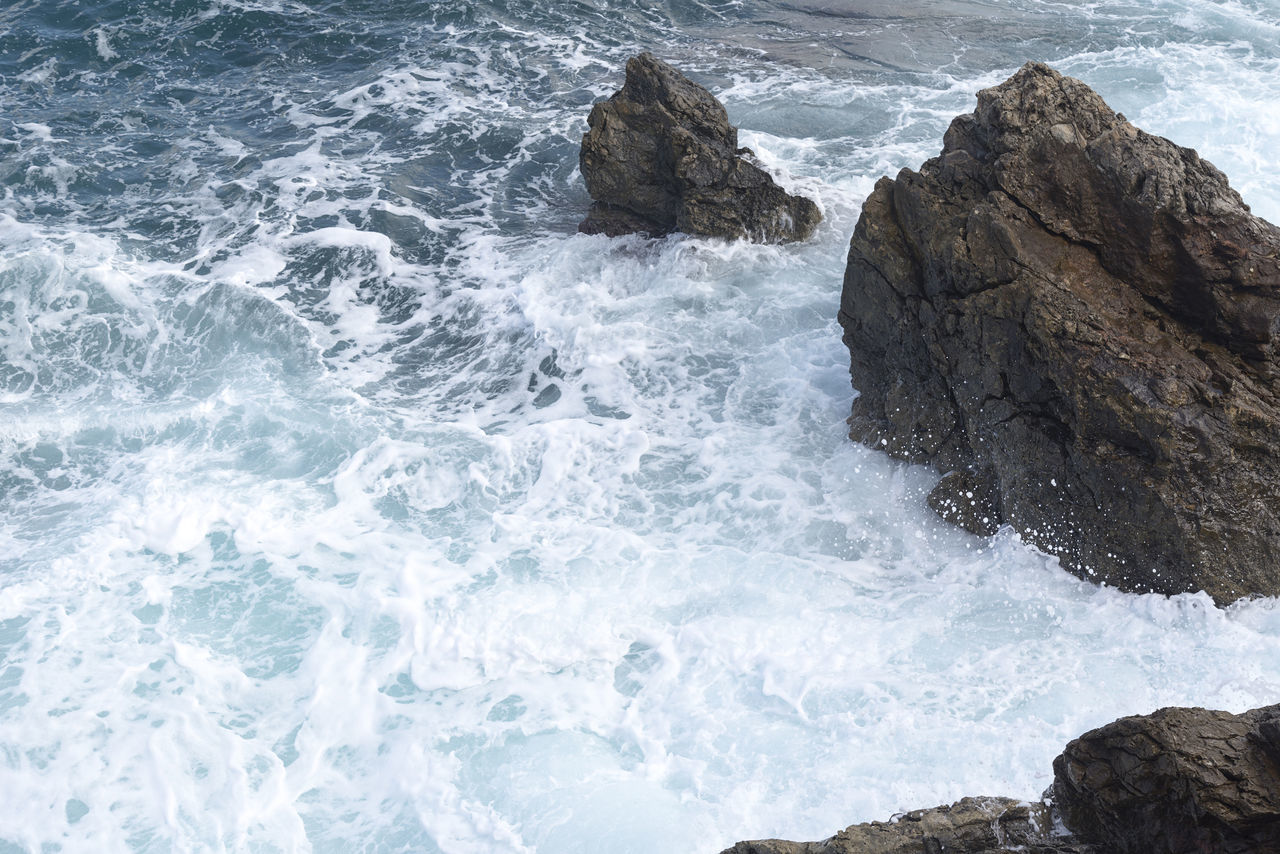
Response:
[578,53,821,243]
[1052,704,1280,854]
[840,61,1280,604]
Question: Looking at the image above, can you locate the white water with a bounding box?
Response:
[3,1,1280,852]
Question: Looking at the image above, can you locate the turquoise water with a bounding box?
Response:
[3,1,1280,851]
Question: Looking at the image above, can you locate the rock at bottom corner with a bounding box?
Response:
[718,703,1280,854]
[719,796,1095,854]
[1052,704,1280,854]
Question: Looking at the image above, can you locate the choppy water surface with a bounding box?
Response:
[3,1,1280,851]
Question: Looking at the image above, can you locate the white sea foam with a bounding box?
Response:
[91,27,119,62]
[3,0,1280,852]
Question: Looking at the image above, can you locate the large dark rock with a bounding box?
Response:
[839,61,1280,604]
[579,53,821,243]
[1053,704,1280,854]
[720,797,1095,854]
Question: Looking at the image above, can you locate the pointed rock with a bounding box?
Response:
[579,53,821,243]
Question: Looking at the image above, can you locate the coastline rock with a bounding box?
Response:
[839,61,1280,603]
[579,52,821,243]
[720,704,1280,854]
[1053,704,1280,854]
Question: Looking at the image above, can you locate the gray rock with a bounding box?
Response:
[1052,704,1280,854]
[579,53,821,243]
[839,61,1280,604]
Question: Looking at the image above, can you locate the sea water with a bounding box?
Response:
[3,1,1280,852]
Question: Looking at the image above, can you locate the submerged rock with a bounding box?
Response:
[720,704,1280,854]
[839,61,1280,604]
[578,52,821,243]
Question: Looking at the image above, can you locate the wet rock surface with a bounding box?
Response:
[579,52,821,243]
[721,705,1280,854]
[925,466,1002,537]
[839,61,1280,603]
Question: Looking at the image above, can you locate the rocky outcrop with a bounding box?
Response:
[721,797,1095,853]
[839,61,1280,604]
[1053,705,1280,854]
[579,53,821,243]
[720,704,1280,854]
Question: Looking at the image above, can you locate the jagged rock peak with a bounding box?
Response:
[578,52,821,243]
